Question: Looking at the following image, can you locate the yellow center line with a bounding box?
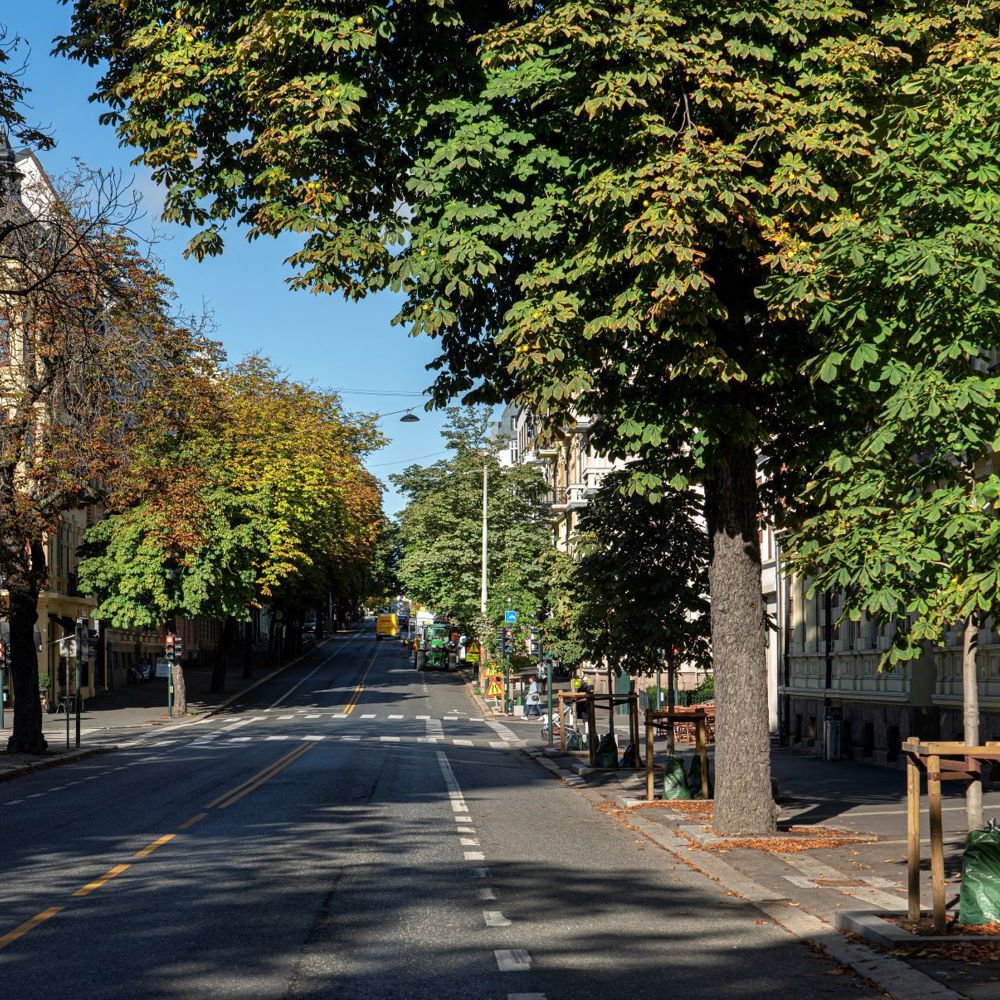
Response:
[0,647,348,952]
[343,650,378,715]
[215,742,316,810]
[73,864,131,898]
[0,907,63,950]
[133,833,176,859]
[204,745,305,809]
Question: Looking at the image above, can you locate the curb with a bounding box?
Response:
[0,745,115,783]
[837,909,991,948]
[520,744,963,1000]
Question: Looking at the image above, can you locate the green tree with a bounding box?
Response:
[80,355,386,710]
[776,33,1000,831]
[60,1,994,831]
[392,406,553,649]
[573,470,710,698]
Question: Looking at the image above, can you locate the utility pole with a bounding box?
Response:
[480,459,488,616]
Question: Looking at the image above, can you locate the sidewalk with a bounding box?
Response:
[517,730,1000,1000]
[0,637,325,780]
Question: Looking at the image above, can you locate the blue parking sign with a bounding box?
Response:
[505,610,518,624]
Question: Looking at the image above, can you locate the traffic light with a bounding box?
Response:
[174,633,183,663]
[165,632,176,662]
[529,629,540,657]
[502,628,514,655]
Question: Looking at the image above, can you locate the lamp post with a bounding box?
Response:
[481,459,488,616]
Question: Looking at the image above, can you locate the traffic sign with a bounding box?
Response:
[465,640,481,664]
[485,674,504,697]
[504,610,518,624]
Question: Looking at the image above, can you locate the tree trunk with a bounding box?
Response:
[210,618,238,693]
[170,662,187,718]
[6,538,46,754]
[704,442,776,835]
[242,620,254,679]
[963,613,983,831]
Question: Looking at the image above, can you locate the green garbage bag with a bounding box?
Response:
[661,756,691,800]
[959,827,1000,926]
[688,753,714,799]
[594,732,618,768]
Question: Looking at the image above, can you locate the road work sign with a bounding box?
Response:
[485,674,504,698]
[466,640,480,664]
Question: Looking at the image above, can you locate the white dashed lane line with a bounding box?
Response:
[496,950,532,972]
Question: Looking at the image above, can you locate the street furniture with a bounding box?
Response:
[645,708,710,802]
[901,737,1000,932]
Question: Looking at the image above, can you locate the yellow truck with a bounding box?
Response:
[375,613,398,640]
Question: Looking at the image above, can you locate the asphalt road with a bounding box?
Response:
[0,629,883,999]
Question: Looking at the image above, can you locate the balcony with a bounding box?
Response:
[549,484,589,512]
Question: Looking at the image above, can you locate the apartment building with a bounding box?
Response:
[496,402,622,554]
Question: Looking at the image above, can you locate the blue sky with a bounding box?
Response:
[4,1,455,515]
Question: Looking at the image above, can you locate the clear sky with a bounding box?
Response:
[4,1,456,515]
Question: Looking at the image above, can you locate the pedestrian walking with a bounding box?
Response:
[525,675,541,717]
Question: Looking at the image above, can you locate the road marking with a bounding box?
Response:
[460,838,480,846]
[268,646,348,709]
[305,714,321,720]
[495,949,532,972]
[484,910,512,927]
[478,887,497,901]
[452,739,473,747]
[179,812,208,830]
[464,851,485,861]
[230,736,252,743]
[361,713,376,719]
[73,863,130,897]
[457,826,476,834]
[380,736,400,743]
[388,714,404,720]
[487,720,520,742]
[302,735,325,742]
[343,649,378,715]
[6,799,23,805]
[416,715,430,720]
[133,833,176,859]
[444,716,459,721]
[278,714,294,721]
[206,745,309,808]
[341,735,360,742]
[214,743,316,810]
[508,994,546,1000]
[221,717,261,732]
[0,907,63,950]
